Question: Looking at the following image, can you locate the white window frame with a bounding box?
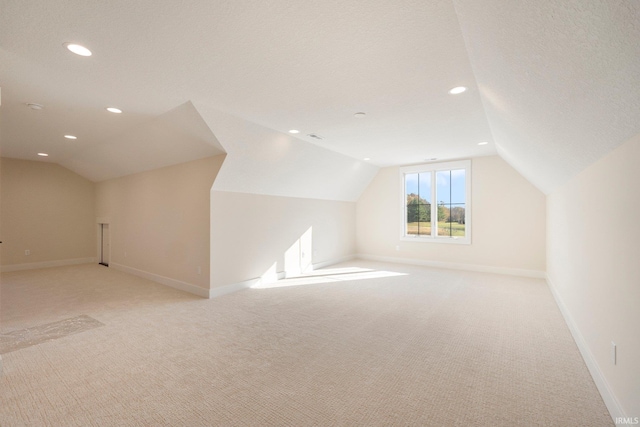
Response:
[399,159,471,245]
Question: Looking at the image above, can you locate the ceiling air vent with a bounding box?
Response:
[307,133,324,140]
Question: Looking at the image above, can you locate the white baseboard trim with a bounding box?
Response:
[311,254,357,271]
[356,254,546,279]
[209,278,258,298]
[210,271,287,297]
[110,263,209,298]
[546,275,625,423]
[209,255,358,298]
[0,257,97,273]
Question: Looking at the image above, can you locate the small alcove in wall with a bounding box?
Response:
[97,221,110,267]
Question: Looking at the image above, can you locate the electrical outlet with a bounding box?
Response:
[25,249,30,255]
[395,245,400,251]
[197,266,201,275]
[611,342,617,365]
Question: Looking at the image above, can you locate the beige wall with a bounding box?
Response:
[96,156,224,290]
[210,191,356,288]
[356,156,546,273]
[547,131,640,417]
[0,158,96,268]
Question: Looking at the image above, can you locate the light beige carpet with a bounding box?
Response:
[0,261,613,426]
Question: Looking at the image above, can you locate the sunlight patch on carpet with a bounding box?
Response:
[252,268,407,289]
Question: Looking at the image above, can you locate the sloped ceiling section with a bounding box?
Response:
[4,1,639,193]
[64,101,225,182]
[0,0,497,185]
[454,0,640,194]
[196,104,379,202]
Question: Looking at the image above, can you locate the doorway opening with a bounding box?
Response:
[99,223,110,267]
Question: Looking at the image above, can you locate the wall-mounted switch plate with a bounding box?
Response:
[25,249,30,255]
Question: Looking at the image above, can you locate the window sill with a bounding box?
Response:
[400,235,471,245]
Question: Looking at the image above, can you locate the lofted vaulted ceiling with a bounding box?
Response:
[1,0,639,194]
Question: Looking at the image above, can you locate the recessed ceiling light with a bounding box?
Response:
[64,43,92,57]
[27,103,44,110]
[106,107,122,114]
[448,86,467,95]
[289,129,299,134]
[354,112,366,118]
[64,135,77,140]
[363,157,371,161]
[307,134,324,140]
[478,141,488,145]
[37,152,49,157]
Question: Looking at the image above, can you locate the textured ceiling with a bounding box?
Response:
[64,101,226,182]
[199,105,379,202]
[1,0,639,194]
[454,0,640,193]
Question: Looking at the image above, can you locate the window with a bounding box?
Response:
[400,160,471,244]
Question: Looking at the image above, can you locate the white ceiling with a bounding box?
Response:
[1,0,639,194]
[454,0,640,194]
[200,104,379,202]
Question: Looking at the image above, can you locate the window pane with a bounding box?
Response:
[419,173,431,203]
[436,171,451,204]
[406,173,431,236]
[450,169,465,204]
[405,173,418,196]
[436,170,465,238]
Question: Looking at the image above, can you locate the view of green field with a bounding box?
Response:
[407,221,465,237]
